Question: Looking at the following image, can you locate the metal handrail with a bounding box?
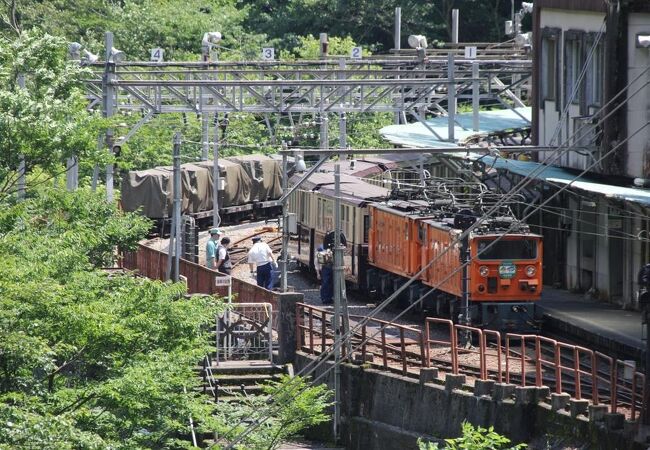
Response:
[296,303,647,420]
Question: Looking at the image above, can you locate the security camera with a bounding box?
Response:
[636,34,650,48]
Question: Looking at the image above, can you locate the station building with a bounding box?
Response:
[529,0,650,307]
[380,0,650,308]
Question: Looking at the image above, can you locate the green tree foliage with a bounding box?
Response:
[213,375,332,449]
[0,187,225,449]
[0,187,332,448]
[0,30,104,201]
[2,0,266,61]
[243,0,521,52]
[418,422,527,450]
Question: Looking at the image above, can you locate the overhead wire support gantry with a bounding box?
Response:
[84,55,531,121]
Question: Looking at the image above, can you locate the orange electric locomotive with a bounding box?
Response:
[366,181,542,331]
[288,171,543,331]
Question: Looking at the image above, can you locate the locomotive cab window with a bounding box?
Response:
[476,239,537,260]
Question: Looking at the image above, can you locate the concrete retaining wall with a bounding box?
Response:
[294,352,643,450]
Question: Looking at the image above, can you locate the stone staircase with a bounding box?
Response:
[194,358,293,448]
[202,359,290,403]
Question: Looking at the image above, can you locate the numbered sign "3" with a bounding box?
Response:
[150,48,164,62]
[261,47,275,61]
[351,47,362,59]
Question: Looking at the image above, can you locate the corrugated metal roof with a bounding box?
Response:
[290,172,390,205]
[470,155,650,207]
[379,107,532,148]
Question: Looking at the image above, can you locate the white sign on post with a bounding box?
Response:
[351,47,362,59]
[150,48,164,62]
[215,275,232,287]
[215,275,233,304]
[261,47,275,61]
[464,46,477,59]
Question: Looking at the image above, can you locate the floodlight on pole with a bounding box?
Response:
[83,49,99,64]
[407,34,428,49]
[514,32,532,48]
[68,42,82,60]
[109,47,125,63]
[201,31,222,62]
[295,152,307,172]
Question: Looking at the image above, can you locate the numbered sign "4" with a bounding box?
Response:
[150,48,164,62]
[261,47,275,61]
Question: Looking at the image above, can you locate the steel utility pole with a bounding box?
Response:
[281,148,289,292]
[333,163,342,444]
[338,59,347,161]
[103,31,116,202]
[167,132,182,282]
[16,73,26,200]
[213,116,221,228]
[201,44,210,161]
[447,52,456,142]
[394,7,402,125]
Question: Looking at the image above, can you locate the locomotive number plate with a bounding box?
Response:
[498,262,517,279]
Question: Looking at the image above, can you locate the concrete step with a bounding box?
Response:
[213,373,281,384]
[204,360,287,375]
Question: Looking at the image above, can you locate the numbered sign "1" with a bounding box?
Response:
[464,46,477,59]
[261,47,275,61]
[351,47,362,59]
[150,48,164,62]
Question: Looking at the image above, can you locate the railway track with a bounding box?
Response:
[213,223,645,421]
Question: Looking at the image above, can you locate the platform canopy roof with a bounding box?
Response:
[473,156,650,207]
[379,107,650,207]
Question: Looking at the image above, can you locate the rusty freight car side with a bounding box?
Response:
[368,202,433,278]
[420,220,463,297]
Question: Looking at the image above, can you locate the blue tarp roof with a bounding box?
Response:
[380,107,532,147]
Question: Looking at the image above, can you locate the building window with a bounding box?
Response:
[564,30,584,105]
[542,37,557,101]
[585,40,604,107]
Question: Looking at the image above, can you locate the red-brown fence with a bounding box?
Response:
[121,244,279,317]
[297,303,646,421]
[296,302,424,376]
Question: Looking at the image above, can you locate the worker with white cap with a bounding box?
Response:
[248,236,275,289]
[206,228,224,269]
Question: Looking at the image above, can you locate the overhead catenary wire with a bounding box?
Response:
[220,71,650,447]
[221,63,650,443]
[518,202,650,243]
[222,116,650,449]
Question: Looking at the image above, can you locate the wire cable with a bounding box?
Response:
[221,67,650,443]
[220,75,650,447]
[222,118,650,449]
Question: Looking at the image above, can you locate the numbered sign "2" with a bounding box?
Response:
[150,48,164,62]
[351,47,362,59]
[261,47,275,61]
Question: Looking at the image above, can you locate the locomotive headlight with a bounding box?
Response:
[525,265,536,277]
[479,266,489,277]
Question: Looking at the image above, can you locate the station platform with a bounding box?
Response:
[537,287,646,363]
